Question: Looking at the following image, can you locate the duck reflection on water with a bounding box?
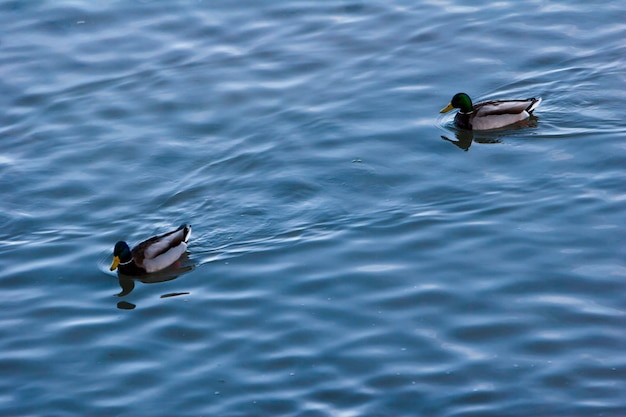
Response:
[115,254,195,309]
[441,115,539,151]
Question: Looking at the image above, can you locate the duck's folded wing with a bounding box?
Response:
[143,242,188,273]
[475,99,538,117]
[141,226,189,260]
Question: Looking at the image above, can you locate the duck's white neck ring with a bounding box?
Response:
[120,258,134,266]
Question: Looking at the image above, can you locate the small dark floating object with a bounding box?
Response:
[160,292,190,299]
[117,301,136,310]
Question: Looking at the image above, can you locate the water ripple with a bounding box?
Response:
[1,0,626,416]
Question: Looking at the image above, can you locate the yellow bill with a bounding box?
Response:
[440,103,455,113]
[110,256,120,271]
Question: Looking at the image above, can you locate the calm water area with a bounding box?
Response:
[1,1,625,416]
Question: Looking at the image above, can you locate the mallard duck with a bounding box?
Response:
[110,224,192,275]
[440,92,541,131]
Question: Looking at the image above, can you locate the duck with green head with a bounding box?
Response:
[440,92,541,131]
[110,224,192,276]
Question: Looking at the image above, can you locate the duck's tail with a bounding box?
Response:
[527,97,542,114]
[181,224,192,243]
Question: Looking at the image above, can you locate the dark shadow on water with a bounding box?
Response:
[114,254,195,309]
[117,301,136,310]
[441,116,539,151]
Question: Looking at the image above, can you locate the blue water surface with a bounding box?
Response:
[1,0,625,416]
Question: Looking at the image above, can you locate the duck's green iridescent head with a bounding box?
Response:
[110,241,131,271]
[440,92,474,113]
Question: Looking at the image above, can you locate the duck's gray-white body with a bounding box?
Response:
[138,226,191,272]
[465,98,542,130]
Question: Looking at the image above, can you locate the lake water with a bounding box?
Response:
[1,0,625,416]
